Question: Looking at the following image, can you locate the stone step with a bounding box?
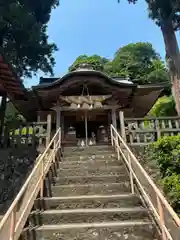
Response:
[63,145,112,152]
[51,182,130,197]
[57,166,126,177]
[34,207,149,225]
[63,149,113,157]
[62,152,116,161]
[34,221,159,240]
[52,174,129,185]
[59,158,122,169]
[41,194,142,210]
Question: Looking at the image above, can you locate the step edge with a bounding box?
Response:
[42,193,137,201]
[63,152,115,157]
[36,221,153,230]
[63,150,113,154]
[40,207,148,214]
[52,182,130,188]
[60,159,119,163]
[54,174,127,179]
[58,166,124,170]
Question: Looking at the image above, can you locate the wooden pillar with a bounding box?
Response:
[107,110,111,140]
[56,109,61,131]
[119,111,126,141]
[46,113,52,147]
[37,111,41,122]
[111,108,117,129]
[61,112,64,140]
[0,93,7,144]
[85,111,88,147]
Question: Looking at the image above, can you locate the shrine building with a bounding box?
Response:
[8,65,166,146]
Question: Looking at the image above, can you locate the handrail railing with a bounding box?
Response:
[0,128,61,240]
[124,116,180,145]
[110,124,180,240]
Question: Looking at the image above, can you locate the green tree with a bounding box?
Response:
[69,43,169,85]
[69,55,109,72]
[120,0,180,114]
[149,96,177,117]
[0,0,59,77]
[3,101,25,129]
[104,42,169,84]
[147,59,170,84]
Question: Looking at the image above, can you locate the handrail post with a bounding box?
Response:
[40,160,44,198]
[59,129,61,149]
[53,136,56,151]
[157,195,167,240]
[116,135,120,160]
[10,209,16,240]
[110,126,113,146]
[53,140,56,164]
[127,152,134,194]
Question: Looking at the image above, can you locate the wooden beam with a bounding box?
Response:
[57,105,120,111]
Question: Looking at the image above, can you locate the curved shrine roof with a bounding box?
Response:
[0,66,167,120]
[34,70,136,89]
[31,69,168,118]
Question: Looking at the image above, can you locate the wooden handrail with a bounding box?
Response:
[0,128,61,240]
[125,116,180,121]
[110,124,180,239]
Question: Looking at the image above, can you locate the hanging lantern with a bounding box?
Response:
[70,103,77,109]
[77,104,81,109]
[94,101,103,108]
[81,102,90,110]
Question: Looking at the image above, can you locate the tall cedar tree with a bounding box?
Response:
[0,0,59,77]
[121,0,180,114]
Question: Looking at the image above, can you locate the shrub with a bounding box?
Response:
[146,135,180,177]
[161,174,180,213]
[145,135,180,213]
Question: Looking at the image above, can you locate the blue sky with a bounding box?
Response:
[25,0,177,87]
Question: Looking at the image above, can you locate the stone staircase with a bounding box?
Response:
[27,145,160,240]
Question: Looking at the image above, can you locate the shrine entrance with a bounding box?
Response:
[63,110,109,146]
[76,121,99,138]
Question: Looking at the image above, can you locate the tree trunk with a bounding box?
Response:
[161,21,180,115]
